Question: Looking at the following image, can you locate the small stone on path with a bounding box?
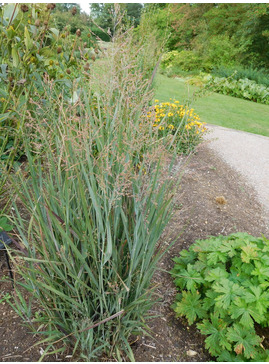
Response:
[187,350,198,357]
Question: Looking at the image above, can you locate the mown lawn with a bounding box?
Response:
[155,74,269,137]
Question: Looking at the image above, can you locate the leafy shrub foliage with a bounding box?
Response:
[160,39,240,76]
[187,73,269,105]
[212,65,269,88]
[0,3,95,165]
[204,75,269,105]
[171,233,269,361]
[202,35,240,69]
[161,50,203,74]
[145,100,207,154]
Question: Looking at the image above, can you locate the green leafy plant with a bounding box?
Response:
[161,50,203,74]
[171,233,269,361]
[0,3,95,169]
[0,293,11,304]
[203,75,269,105]
[0,216,13,232]
[211,65,269,88]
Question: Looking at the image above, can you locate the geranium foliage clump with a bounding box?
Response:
[171,232,269,361]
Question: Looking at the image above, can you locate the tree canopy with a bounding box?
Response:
[141,3,269,69]
[90,3,143,37]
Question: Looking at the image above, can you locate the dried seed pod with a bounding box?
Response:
[57,47,62,54]
[91,55,96,61]
[35,19,40,27]
[87,33,91,38]
[94,47,99,54]
[71,6,77,16]
[44,20,48,26]
[84,63,90,71]
[47,3,55,10]
[21,4,29,12]
[215,196,227,205]
[76,29,81,37]
[66,69,71,74]
[84,42,87,48]
[17,78,27,85]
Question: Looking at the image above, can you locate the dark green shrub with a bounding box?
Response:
[212,65,269,87]
[171,232,269,361]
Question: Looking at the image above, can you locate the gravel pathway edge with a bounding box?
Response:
[205,124,269,228]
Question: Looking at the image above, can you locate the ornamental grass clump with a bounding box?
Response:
[8,22,177,361]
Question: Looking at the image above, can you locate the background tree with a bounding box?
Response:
[90,3,143,40]
[51,3,93,44]
[54,3,79,13]
[144,3,269,70]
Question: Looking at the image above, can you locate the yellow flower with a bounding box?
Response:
[185,124,191,130]
[168,112,174,117]
[154,99,159,103]
[175,101,179,104]
[168,124,175,130]
[159,126,165,131]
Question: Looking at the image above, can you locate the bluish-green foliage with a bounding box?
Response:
[212,66,269,88]
[204,75,269,105]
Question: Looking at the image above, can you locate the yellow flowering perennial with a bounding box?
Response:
[143,99,207,154]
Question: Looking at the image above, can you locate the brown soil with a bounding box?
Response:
[1,144,268,362]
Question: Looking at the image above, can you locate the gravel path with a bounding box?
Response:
[205,124,269,226]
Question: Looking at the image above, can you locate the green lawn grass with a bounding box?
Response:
[154,74,269,137]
